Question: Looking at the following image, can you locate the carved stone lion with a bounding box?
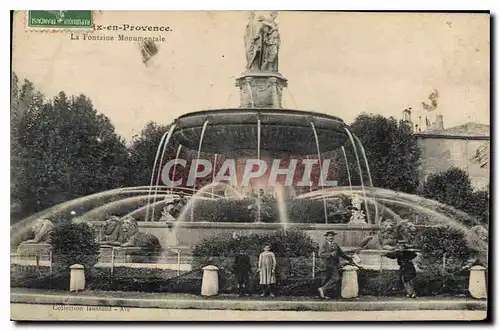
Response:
[100,216,127,246]
[395,219,417,243]
[120,217,162,251]
[22,219,54,244]
[379,219,399,250]
[359,218,409,250]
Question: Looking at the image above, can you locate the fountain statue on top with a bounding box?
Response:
[245,11,280,72]
[348,194,367,224]
[237,11,287,108]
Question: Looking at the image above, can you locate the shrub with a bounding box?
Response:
[50,221,100,274]
[188,196,353,224]
[421,167,490,225]
[192,229,318,259]
[190,198,257,223]
[191,230,319,292]
[414,225,477,274]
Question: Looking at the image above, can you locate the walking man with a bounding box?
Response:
[317,231,353,299]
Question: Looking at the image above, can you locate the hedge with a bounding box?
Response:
[186,197,353,224]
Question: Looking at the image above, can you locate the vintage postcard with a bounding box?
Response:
[10,10,489,321]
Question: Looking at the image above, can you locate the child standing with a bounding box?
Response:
[258,243,277,297]
[233,250,252,297]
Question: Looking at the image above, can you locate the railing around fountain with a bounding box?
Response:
[11,248,483,298]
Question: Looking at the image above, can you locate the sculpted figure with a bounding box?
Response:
[359,218,399,250]
[166,197,187,219]
[120,217,162,251]
[261,12,280,71]
[22,219,54,244]
[100,216,127,246]
[245,14,266,71]
[348,194,367,224]
[379,219,399,249]
[244,12,281,72]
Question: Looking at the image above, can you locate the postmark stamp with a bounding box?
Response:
[26,10,94,32]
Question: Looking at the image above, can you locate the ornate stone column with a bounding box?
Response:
[235,72,288,109]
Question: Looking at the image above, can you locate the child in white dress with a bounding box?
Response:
[258,243,277,297]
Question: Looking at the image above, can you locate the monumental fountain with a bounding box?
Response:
[11,12,487,272]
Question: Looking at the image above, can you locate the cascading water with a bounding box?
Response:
[310,122,329,224]
[275,183,289,230]
[341,146,353,192]
[344,127,371,224]
[176,182,244,224]
[353,133,379,224]
[146,124,177,222]
[145,130,169,222]
[152,128,176,221]
[211,153,218,197]
[170,144,183,192]
[190,120,210,222]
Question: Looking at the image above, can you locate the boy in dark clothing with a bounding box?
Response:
[233,250,252,297]
[385,240,418,298]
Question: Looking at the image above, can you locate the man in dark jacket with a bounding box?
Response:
[385,240,418,298]
[317,231,353,299]
[233,250,252,297]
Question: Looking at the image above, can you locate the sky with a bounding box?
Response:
[12,11,490,142]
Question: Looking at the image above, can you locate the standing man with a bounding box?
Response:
[317,231,353,299]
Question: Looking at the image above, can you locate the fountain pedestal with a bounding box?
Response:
[235,72,287,108]
[341,265,359,298]
[201,265,219,296]
[469,265,487,299]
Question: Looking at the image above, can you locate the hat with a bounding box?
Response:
[324,231,338,237]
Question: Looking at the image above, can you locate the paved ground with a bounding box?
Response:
[11,287,487,316]
[10,287,475,301]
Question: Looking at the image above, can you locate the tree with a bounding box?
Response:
[421,167,489,225]
[467,189,489,225]
[11,74,46,217]
[127,121,173,186]
[335,114,421,193]
[421,167,473,213]
[11,74,130,216]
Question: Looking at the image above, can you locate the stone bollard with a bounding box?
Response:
[341,265,359,299]
[201,265,219,297]
[469,265,487,299]
[69,264,85,292]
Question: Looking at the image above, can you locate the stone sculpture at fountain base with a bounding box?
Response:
[99,216,162,263]
[16,218,55,256]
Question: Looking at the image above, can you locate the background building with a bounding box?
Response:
[409,110,490,190]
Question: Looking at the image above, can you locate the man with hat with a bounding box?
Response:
[384,240,419,298]
[317,231,354,299]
